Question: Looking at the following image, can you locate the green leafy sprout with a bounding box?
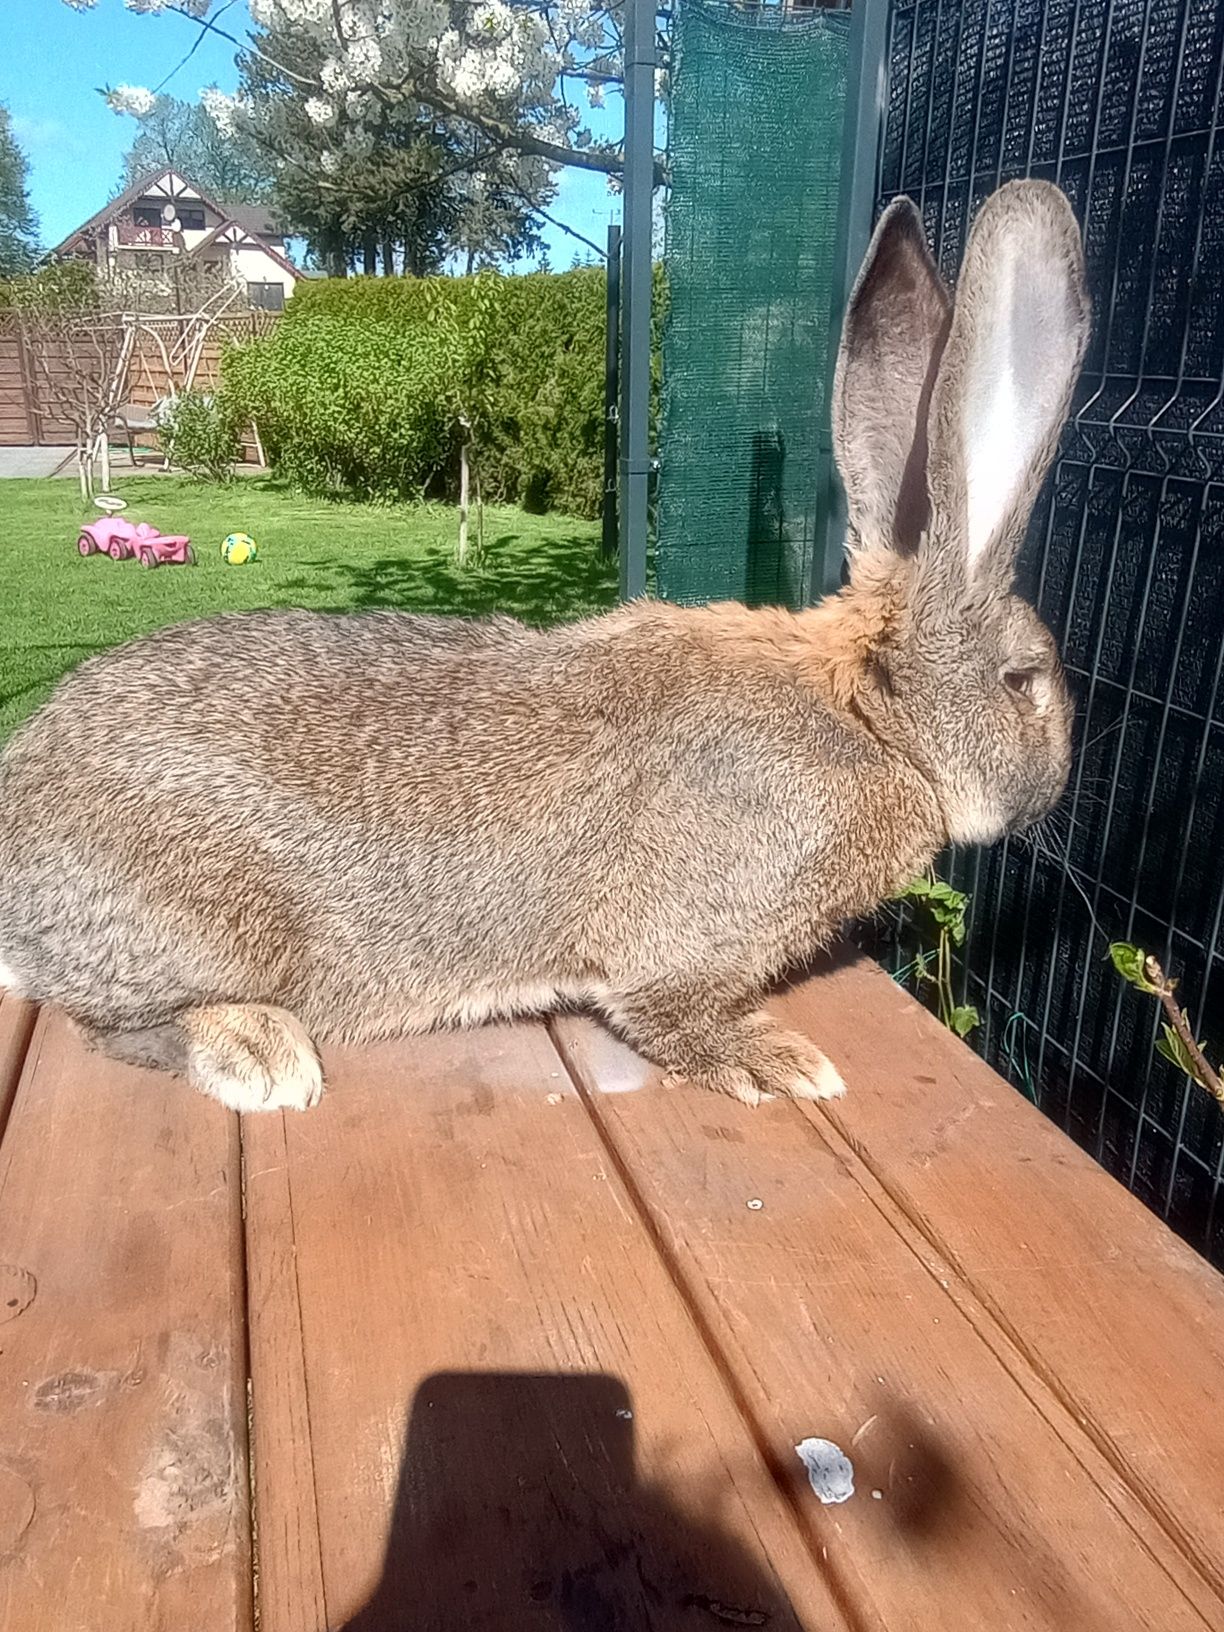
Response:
[1109,942,1224,1108]
[893,873,980,1040]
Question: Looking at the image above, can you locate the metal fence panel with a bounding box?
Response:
[877,0,1224,1262]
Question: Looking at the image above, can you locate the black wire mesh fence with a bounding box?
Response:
[874,0,1224,1263]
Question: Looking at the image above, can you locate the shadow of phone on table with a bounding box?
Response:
[337,1370,799,1631]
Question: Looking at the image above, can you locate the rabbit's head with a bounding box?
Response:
[830,181,1091,844]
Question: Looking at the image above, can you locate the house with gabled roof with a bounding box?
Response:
[50,168,301,310]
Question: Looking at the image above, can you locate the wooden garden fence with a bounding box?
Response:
[0,309,277,449]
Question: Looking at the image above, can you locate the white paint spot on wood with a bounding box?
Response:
[795,1438,855,1504]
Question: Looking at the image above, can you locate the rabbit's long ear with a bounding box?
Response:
[925,181,1091,593]
[832,198,951,557]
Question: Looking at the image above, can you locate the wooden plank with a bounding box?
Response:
[0,1013,252,1632]
[0,995,36,1135]
[774,956,1224,1602]
[553,1009,1221,1631]
[244,1023,847,1632]
[241,1113,326,1632]
[0,324,33,443]
[15,320,41,446]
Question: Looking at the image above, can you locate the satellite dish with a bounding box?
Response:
[161,203,176,223]
[95,495,128,514]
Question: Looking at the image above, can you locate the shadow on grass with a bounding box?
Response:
[313,532,617,626]
[0,641,112,711]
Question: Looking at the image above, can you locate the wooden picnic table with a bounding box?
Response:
[1,953,1222,1630]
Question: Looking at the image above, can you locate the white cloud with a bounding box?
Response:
[10,115,76,153]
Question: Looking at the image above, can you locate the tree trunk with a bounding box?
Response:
[99,429,110,493]
[382,235,396,276]
[363,234,377,276]
[457,437,471,566]
[324,232,347,278]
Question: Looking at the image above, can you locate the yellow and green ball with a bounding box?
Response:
[221,532,258,565]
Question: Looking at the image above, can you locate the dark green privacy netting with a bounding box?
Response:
[657,2,849,608]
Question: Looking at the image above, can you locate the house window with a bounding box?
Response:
[247,281,285,312]
[132,203,205,231]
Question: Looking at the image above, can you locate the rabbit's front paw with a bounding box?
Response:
[664,1020,846,1108]
[604,988,847,1109]
[183,1003,325,1114]
[756,1025,847,1103]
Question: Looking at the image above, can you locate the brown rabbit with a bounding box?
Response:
[0,181,1090,1113]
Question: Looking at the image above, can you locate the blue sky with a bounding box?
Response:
[0,0,620,265]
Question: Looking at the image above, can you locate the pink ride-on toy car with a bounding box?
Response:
[77,517,194,568]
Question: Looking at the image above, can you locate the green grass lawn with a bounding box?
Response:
[0,476,613,739]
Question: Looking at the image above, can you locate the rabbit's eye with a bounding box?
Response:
[1003,668,1039,700]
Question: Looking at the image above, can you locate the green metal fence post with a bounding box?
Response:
[602,223,622,561]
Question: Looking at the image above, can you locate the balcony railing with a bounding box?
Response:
[115,222,178,249]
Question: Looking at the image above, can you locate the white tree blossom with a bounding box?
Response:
[125,0,212,13]
[105,84,158,116]
[67,0,638,180]
[199,85,240,137]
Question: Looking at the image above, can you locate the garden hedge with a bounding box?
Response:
[223,266,619,518]
[0,261,98,311]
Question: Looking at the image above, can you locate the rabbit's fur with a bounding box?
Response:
[0,182,1090,1112]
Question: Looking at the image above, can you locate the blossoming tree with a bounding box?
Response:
[67,0,635,184]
